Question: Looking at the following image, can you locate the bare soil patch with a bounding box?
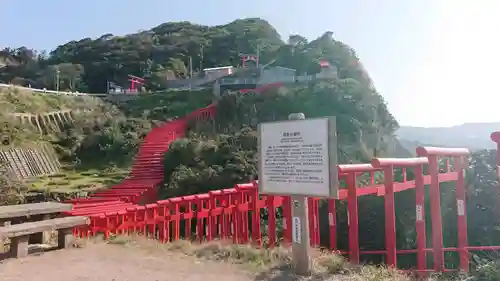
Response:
[0,242,255,281]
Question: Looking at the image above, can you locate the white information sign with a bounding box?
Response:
[416,204,423,221]
[328,213,335,226]
[292,216,302,244]
[457,199,465,216]
[258,117,338,197]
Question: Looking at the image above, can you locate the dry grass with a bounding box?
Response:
[97,235,426,281]
[105,235,293,270]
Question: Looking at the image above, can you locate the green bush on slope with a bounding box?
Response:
[162,77,398,197]
[116,88,214,120]
[52,109,157,168]
[163,127,258,198]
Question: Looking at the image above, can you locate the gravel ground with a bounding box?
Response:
[0,243,256,281]
[0,241,353,281]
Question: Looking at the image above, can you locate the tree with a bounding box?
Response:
[37,63,86,91]
[165,58,188,77]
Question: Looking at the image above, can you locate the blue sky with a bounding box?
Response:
[3,0,500,127]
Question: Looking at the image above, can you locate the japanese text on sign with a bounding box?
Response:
[259,118,335,196]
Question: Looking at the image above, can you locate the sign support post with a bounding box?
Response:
[292,195,311,274]
[258,112,338,276]
[288,113,312,275]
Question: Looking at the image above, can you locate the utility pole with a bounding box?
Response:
[199,44,204,72]
[189,56,193,78]
[256,44,260,68]
[55,67,60,92]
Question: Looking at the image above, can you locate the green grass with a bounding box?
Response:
[0,86,104,114]
[27,168,128,193]
[0,86,111,146]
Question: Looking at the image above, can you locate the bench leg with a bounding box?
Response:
[57,228,74,249]
[10,236,29,258]
[30,214,51,244]
[0,220,6,253]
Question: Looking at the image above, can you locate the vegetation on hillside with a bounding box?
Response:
[0,83,217,203]
[2,17,400,176]
[1,18,284,92]
[162,80,396,195]
[53,112,155,167]
[0,86,172,168]
[1,19,373,93]
[117,88,213,120]
[0,87,97,113]
[0,88,162,170]
[0,87,104,145]
[0,87,161,203]
[161,27,398,197]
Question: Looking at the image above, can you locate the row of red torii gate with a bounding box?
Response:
[65,115,500,274]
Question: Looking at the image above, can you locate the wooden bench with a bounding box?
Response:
[0,202,72,222]
[0,216,89,258]
[0,202,73,245]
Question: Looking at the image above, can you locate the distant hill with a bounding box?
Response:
[395,138,420,156]
[396,123,500,150]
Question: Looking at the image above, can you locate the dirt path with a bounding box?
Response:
[0,243,256,281]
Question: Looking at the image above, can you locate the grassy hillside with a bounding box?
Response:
[0,87,153,201]
[0,87,102,113]
[0,86,107,145]
[0,85,221,202]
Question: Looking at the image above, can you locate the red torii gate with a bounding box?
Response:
[128,74,145,92]
[490,132,500,206]
[240,54,259,68]
[65,96,500,275]
[71,145,497,273]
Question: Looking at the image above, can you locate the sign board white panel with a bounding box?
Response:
[292,216,301,243]
[258,117,338,198]
[457,199,465,216]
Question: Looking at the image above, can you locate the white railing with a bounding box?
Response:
[219,74,320,86]
[0,83,92,96]
[219,78,259,85]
